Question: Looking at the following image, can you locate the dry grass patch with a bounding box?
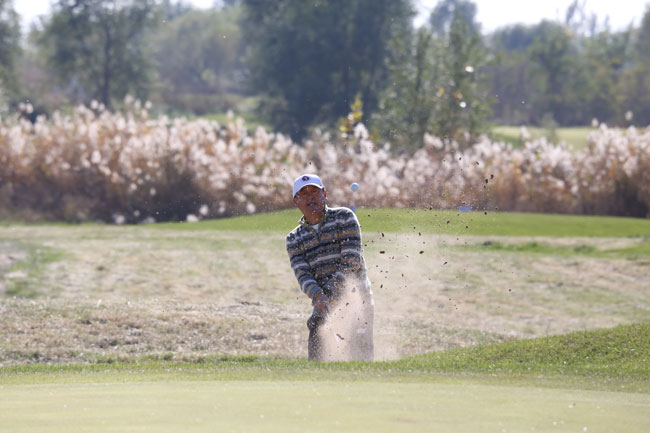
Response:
[1,225,649,365]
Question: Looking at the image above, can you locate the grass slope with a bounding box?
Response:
[400,322,650,381]
[149,208,650,238]
[3,323,648,392]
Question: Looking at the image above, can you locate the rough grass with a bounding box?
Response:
[2,323,648,393]
[2,243,66,298]
[0,210,648,367]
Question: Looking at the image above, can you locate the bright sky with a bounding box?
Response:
[15,0,650,33]
[416,0,649,31]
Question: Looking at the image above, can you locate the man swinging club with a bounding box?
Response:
[286,174,374,361]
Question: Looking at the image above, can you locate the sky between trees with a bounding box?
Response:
[16,0,648,32]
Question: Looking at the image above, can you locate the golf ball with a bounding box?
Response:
[350,183,359,192]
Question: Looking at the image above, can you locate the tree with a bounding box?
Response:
[432,1,492,143]
[373,0,491,150]
[581,28,631,125]
[158,0,193,21]
[429,0,479,37]
[373,27,443,151]
[36,0,158,108]
[526,21,577,125]
[152,6,246,114]
[241,0,414,140]
[619,6,650,126]
[0,0,20,103]
[486,25,539,125]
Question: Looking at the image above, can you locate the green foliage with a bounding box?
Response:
[36,0,158,107]
[151,6,246,115]
[429,0,479,37]
[374,0,492,151]
[8,0,650,139]
[0,0,20,101]
[241,0,414,140]
[527,21,576,124]
[486,9,641,128]
[433,1,492,145]
[581,29,631,124]
[337,93,364,137]
[618,6,650,126]
[372,28,441,151]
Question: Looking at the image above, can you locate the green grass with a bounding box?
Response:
[457,239,650,259]
[2,378,648,433]
[400,322,650,382]
[148,208,650,238]
[3,323,648,389]
[186,96,270,133]
[491,125,595,150]
[1,324,649,433]
[4,209,649,238]
[192,111,270,131]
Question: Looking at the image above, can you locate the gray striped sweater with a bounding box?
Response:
[286,206,371,301]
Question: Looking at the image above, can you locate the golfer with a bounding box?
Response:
[286,174,374,361]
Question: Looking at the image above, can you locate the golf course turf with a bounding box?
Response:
[1,209,649,432]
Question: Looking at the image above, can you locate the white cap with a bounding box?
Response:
[292,174,324,198]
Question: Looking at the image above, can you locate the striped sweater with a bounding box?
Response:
[286,206,371,301]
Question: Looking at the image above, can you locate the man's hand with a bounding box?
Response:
[312,292,329,312]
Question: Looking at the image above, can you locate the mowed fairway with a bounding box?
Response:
[2,374,649,433]
[1,209,649,432]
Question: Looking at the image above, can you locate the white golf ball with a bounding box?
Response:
[350,182,359,192]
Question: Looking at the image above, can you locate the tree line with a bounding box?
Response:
[1,0,649,151]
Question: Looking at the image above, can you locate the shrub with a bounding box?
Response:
[0,100,648,222]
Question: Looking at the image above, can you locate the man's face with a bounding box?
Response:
[293,185,327,221]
